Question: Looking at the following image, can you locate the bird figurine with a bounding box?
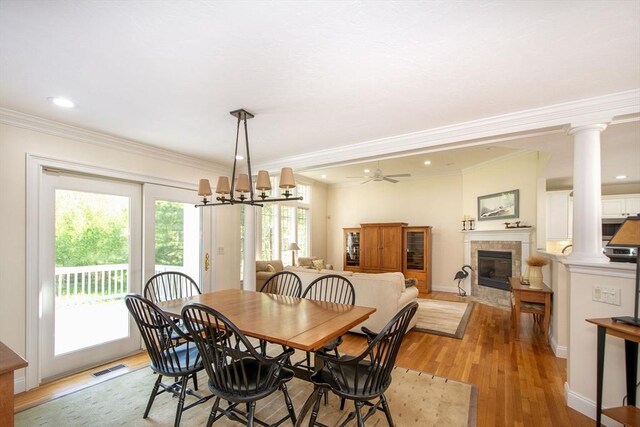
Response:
[454,265,473,297]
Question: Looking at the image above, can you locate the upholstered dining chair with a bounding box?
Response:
[259,270,302,297]
[181,303,297,427]
[144,271,202,303]
[295,274,356,372]
[125,294,207,427]
[307,301,418,427]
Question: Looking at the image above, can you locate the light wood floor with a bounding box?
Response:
[15,292,594,426]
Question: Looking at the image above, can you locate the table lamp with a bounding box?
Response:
[609,215,640,327]
[289,242,300,266]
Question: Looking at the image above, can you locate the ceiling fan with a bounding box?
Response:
[348,166,411,184]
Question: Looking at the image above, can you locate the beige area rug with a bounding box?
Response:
[16,364,476,426]
[413,299,474,339]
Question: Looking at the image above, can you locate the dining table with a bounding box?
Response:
[156,288,376,426]
[156,288,376,353]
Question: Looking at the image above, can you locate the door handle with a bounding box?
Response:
[204,252,210,272]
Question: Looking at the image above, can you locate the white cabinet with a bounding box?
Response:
[601,194,640,218]
[546,191,572,240]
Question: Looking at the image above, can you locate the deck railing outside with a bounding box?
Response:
[55,264,185,305]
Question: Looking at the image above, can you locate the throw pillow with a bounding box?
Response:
[266,264,276,273]
[312,259,325,270]
[404,278,418,288]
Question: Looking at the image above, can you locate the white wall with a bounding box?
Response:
[462,151,540,238]
[326,174,463,292]
[564,263,638,420]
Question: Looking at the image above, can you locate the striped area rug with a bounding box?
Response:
[413,299,474,339]
[16,362,476,426]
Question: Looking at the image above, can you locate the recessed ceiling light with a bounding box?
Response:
[363,169,370,173]
[423,160,432,165]
[235,155,244,160]
[321,174,327,179]
[47,97,75,108]
[615,175,627,180]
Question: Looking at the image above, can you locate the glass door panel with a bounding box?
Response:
[406,231,425,270]
[40,172,142,381]
[143,184,211,292]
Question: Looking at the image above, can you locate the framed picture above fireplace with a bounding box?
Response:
[478,189,519,221]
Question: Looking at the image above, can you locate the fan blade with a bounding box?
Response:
[361,179,373,184]
[384,173,411,178]
[384,177,399,183]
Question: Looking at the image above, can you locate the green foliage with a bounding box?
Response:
[55,190,129,266]
[154,201,184,266]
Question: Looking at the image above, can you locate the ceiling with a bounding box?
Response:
[1,1,639,185]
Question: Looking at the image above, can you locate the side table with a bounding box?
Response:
[0,341,28,426]
[586,318,640,427]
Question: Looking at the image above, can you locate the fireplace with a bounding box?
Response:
[477,250,512,291]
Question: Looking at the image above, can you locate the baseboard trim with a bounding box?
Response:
[14,375,26,394]
[565,382,621,427]
[550,335,567,359]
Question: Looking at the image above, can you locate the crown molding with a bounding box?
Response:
[256,89,640,171]
[0,108,228,174]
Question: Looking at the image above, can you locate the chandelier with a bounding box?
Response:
[196,109,303,207]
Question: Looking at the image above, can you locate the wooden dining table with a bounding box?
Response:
[156,288,376,353]
[157,288,376,426]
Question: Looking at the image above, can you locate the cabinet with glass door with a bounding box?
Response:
[403,227,432,296]
[343,228,361,272]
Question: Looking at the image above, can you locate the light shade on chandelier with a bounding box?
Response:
[197,109,303,207]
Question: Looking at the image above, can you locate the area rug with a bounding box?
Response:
[413,299,474,339]
[16,365,476,426]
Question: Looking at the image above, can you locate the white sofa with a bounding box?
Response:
[284,266,419,334]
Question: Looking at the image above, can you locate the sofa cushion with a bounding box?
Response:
[266,264,276,273]
[256,260,283,273]
[298,257,316,268]
[311,259,325,270]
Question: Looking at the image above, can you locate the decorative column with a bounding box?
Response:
[242,205,256,290]
[567,123,609,263]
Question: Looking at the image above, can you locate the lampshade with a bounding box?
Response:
[198,179,212,197]
[236,174,250,193]
[215,176,230,195]
[279,167,296,189]
[288,242,300,251]
[256,170,272,191]
[607,216,640,247]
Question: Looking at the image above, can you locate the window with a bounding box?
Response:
[256,181,311,264]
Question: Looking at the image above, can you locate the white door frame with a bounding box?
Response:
[25,154,201,390]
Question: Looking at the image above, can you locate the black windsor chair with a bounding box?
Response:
[182,303,297,427]
[258,270,303,355]
[144,271,203,341]
[307,301,418,427]
[144,271,202,303]
[259,271,303,297]
[125,294,208,427]
[295,274,356,372]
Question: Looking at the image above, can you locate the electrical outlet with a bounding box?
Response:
[592,286,621,305]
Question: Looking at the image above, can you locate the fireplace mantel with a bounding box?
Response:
[461,228,536,300]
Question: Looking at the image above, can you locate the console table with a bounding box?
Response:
[509,277,552,340]
[586,318,640,427]
[0,341,28,426]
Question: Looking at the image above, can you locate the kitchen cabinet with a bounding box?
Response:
[361,223,406,272]
[546,191,572,240]
[602,194,640,218]
[403,227,432,296]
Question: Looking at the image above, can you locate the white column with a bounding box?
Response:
[567,123,609,263]
[242,205,256,290]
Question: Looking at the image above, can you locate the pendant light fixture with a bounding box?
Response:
[196,109,303,207]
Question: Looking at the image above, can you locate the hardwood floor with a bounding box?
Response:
[14,292,594,426]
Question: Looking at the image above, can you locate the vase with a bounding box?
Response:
[527,266,543,288]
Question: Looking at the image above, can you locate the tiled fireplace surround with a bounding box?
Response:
[463,229,534,308]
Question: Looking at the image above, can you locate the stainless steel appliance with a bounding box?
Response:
[603,218,637,262]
